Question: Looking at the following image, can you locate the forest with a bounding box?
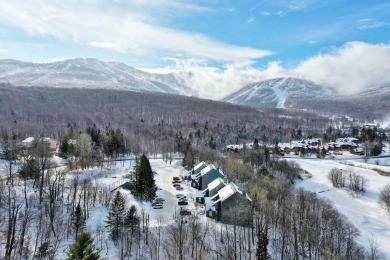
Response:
[0,84,388,259]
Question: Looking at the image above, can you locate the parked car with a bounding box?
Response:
[176,195,187,200]
[173,183,181,187]
[176,194,184,198]
[176,185,183,190]
[152,201,163,206]
[153,204,163,209]
[155,197,165,202]
[172,179,182,184]
[180,209,191,216]
[178,200,188,205]
[173,176,181,180]
[178,198,188,203]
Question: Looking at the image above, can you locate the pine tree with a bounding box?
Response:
[134,154,156,200]
[124,205,140,236]
[35,241,54,260]
[106,191,126,243]
[73,203,86,240]
[66,233,101,260]
[182,142,195,170]
[18,158,40,179]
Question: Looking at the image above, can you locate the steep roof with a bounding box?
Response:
[213,183,252,205]
[208,177,226,191]
[194,161,207,171]
[199,164,224,177]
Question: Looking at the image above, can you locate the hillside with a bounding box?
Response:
[0,58,197,96]
[222,78,330,108]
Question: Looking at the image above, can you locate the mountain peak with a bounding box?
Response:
[222,77,330,109]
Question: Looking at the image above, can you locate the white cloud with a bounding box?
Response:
[144,59,288,99]
[293,41,390,94]
[356,19,390,30]
[0,0,271,67]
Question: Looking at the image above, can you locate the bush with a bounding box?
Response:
[379,185,390,213]
[327,168,345,188]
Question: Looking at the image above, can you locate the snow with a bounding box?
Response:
[214,183,241,203]
[272,77,288,108]
[207,177,225,191]
[194,161,207,171]
[289,158,390,257]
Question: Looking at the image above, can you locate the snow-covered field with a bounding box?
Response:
[289,158,390,257]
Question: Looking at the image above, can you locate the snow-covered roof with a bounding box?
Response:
[196,190,204,198]
[278,143,290,149]
[212,182,252,205]
[22,137,35,143]
[198,164,224,177]
[207,177,225,191]
[214,183,242,204]
[194,161,207,171]
[22,137,55,143]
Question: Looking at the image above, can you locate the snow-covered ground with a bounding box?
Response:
[289,158,390,257]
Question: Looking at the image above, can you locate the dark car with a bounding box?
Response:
[178,200,188,205]
[155,197,165,202]
[173,176,181,180]
[180,210,191,216]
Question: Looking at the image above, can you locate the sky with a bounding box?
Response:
[0,0,389,99]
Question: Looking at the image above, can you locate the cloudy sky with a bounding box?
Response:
[0,0,389,98]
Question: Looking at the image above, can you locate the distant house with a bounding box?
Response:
[22,137,57,152]
[191,164,225,190]
[278,142,292,153]
[206,183,252,226]
[196,177,226,204]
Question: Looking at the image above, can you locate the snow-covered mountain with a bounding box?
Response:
[222,78,330,109]
[0,58,198,96]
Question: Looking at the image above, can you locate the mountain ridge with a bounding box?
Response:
[0,58,198,96]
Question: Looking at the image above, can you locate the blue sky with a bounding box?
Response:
[0,0,389,98]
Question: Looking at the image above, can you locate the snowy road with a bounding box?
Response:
[147,160,193,227]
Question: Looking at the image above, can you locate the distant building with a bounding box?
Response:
[22,137,57,152]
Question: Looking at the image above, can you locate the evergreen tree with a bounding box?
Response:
[254,138,260,150]
[133,154,156,200]
[18,158,40,179]
[60,135,70,158]
[106,191,126,243]
[66,233,101,260]
[124,205,140,236]
[73,203,86,240]
[35,241,54,260]
[182,142,195,170]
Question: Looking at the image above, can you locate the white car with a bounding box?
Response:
[152,204,163,209]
